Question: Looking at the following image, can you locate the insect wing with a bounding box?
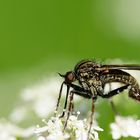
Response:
[97,65,140,71]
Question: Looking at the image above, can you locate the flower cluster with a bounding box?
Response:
[35,112,103,140]
[0,119,34,140]
[110,115,140,140]
[1,74,140,140]
[10,77,63,123]
[0,77,63,140]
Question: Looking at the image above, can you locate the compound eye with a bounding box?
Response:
[66,71,76,83]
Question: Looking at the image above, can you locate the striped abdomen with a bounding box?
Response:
[101,69,140,101]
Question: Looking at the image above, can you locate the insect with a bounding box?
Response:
[55,59,140,139]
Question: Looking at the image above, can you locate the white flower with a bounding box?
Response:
[21,77,61,118]
[35,112,103,140]
[38,136,46,140]
[110,115,140,139]
[0,119,34,140]
[9,76,82,123]
[9,77,65,122]
[9,106,28,123]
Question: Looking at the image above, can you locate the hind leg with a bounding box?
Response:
[108,83,119,115]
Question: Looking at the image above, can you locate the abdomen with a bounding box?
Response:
[101,69,140,102]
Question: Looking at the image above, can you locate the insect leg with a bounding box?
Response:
[108,83,119,115]
[109,99,120,115]
[67,83,92,99]
[72,90,92,99]
[62,83,93,129]
[87,97,95,140]
[100,84,129,98]
[55,82,64,115]
[59,85,70,118]
[71,94,75,113]
[63,91,74,131]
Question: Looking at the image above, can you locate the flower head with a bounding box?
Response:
[110,115,140,139]
[0,119,34,140]
[35,112,103,140]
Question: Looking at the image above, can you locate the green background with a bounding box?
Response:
[0,0,140,139]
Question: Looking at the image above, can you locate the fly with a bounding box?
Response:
[55,59,140,139]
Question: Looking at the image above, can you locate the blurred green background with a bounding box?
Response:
[1,0,140,139]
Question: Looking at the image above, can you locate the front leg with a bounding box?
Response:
[59,86,70,118]
[67,83,93,99]
[60,83,92,118]
[64,91,74,131]
[55,82,64,116]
